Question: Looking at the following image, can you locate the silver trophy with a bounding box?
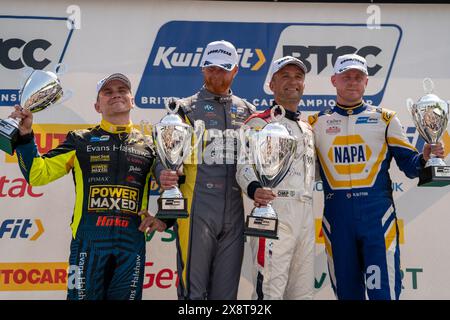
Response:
[243,106,299,239]
[145,100,205,218]
[0,69,64,155]
[407,78,450,187]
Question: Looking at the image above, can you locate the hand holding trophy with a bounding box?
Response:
[242,105,299,239]
[142,99,204,218]
[0,68,65,155]
[407,78,450,186]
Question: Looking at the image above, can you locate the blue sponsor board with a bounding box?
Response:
[136,21,402,111]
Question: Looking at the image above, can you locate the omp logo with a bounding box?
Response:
[0,218,44,240]
[315,218,404,244]
[153,46,265,70]
[0,16,75,106]
[329,135,370,174]
[136,21,401,110]
[88,185,139,214]
[0,262,67,291]
[4,124,92,163]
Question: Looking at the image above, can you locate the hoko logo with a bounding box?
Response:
[136,21,401,111]
[0,15,75,106]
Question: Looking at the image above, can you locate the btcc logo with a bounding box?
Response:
[328,135,371,175]
[88,185,139,214]
[0,38,52,70]
[283,45,382,76]
[153,46,265,71]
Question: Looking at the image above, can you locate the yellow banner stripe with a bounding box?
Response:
[0,262,68,291]
[385,221,398,251]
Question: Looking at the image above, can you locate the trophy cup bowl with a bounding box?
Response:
[244,106,299,239]
[0,69,63,155]
[151,100,204,218]
[408,78,450,186]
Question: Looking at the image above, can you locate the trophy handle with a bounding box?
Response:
[186,120,205,161]
[270,105,285,123]
[139,120,153,146]
[238,123,251,157]
[53,63,68,77]
[165,98,180,115]
[20,67,34,84]
[423,78,434,95]
[406,98,414,115]
[51,88,72,107]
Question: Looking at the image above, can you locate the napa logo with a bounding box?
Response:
[329,135,370,175]
[136,21,401,111]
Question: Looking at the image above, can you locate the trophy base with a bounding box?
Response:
[0,118,19,155]
[418,165,450,187]
[156,197,189,219]
[244,215,279,240]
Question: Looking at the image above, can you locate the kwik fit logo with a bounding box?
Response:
[136,21,401,111]
[0,15,75,106]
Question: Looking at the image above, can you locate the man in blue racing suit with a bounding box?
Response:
[308,54,445,299]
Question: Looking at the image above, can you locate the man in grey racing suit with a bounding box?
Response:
[156,40,256,299]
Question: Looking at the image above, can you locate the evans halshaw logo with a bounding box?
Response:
[0,15,75,106]
[136,21,402,111]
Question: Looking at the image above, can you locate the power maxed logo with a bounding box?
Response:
[89,185,140,214]
[0,15,75,106]
[136,21,401,111]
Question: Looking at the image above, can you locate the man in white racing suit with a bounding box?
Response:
[236,56,316,299]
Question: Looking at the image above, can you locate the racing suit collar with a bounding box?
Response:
[200,85,233,103]
[271,101,301,121]
[334,101,366,116]
[100,119,133,134]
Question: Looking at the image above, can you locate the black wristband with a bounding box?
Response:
[247,181,262,200]
[419,153,427,167]
[16,130,34,145]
